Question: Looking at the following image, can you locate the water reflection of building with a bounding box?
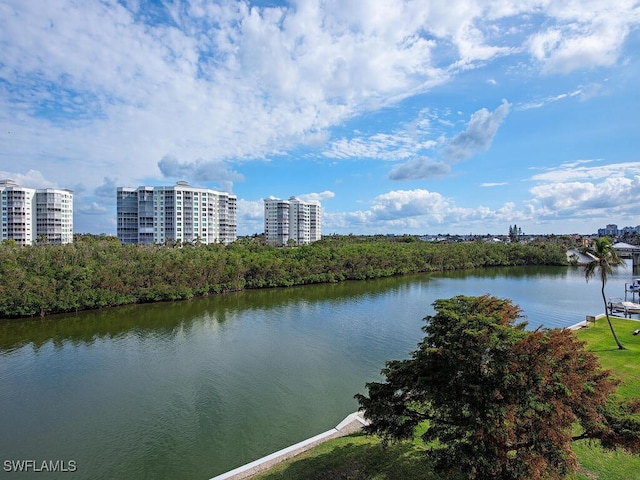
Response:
[117,181,237,245]
[1,179,74,246]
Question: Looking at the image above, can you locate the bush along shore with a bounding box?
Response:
[0,234,568,319]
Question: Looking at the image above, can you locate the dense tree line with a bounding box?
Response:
[0,234,568,319]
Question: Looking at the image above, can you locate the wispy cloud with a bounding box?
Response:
[0,169,56,189]
[445,99,510,163]
[298,191,335,202]
[157,155,245,192]
[517,88,583,110]
[322,109,438,160]
[527,3,636,74]
[481,182,508,187]
[530,161,640,183]
[388,157,450,181]
[3,1,634,177]
[1,0,639,234]
[386,100,510,181]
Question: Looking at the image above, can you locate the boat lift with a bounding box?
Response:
[624,278,640,302]
[608,297,640,318]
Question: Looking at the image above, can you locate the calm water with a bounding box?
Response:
[0,264,636,479]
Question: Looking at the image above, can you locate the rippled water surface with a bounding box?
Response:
[0,264,636,479]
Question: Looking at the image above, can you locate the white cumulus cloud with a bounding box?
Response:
[298,191,335,202]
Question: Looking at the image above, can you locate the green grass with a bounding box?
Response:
[254,433,437,480]
[575,316,640,399]
[253,317,640,480]
[570,316,640,480]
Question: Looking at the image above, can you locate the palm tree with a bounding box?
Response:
[582,237,626,350]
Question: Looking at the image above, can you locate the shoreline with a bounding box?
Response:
[567,313,606,330]
[215,313,627,480]
[209,411,369,480]
[0,237,569,319]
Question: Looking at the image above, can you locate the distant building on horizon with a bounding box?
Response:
[1,179,74,246]
[598,224,619,236]
[597,223,640,237]
[264,196,321,246]
[117,181,237,245]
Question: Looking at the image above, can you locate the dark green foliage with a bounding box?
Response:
[508,224,523,242]
[356,295,640,480]
[0,235,567,318]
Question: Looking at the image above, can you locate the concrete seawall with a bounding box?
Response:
[210,411,369,480]
[211,314,611,479]
[568,313,606,330]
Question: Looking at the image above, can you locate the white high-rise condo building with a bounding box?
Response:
[0,179,74,246]
[264,196,321,246]
[117,181,237,245]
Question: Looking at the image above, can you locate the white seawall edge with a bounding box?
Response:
[210,411,369,480]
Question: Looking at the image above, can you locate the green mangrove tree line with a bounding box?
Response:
[0,234,568,318]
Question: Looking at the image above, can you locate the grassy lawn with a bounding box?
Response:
[570,316,640,480]
[253,433,436,480]
[253,317,640,480]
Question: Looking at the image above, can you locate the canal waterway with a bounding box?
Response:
[0,264,636,479]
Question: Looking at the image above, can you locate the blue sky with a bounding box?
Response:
[1,0,639,236]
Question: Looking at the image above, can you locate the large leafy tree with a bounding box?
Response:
[582,237,626,350]
[356,295,640,480]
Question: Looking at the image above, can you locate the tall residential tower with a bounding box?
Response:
[117,182,237,245]
[1,179,74,246]
[264,196,321,246]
